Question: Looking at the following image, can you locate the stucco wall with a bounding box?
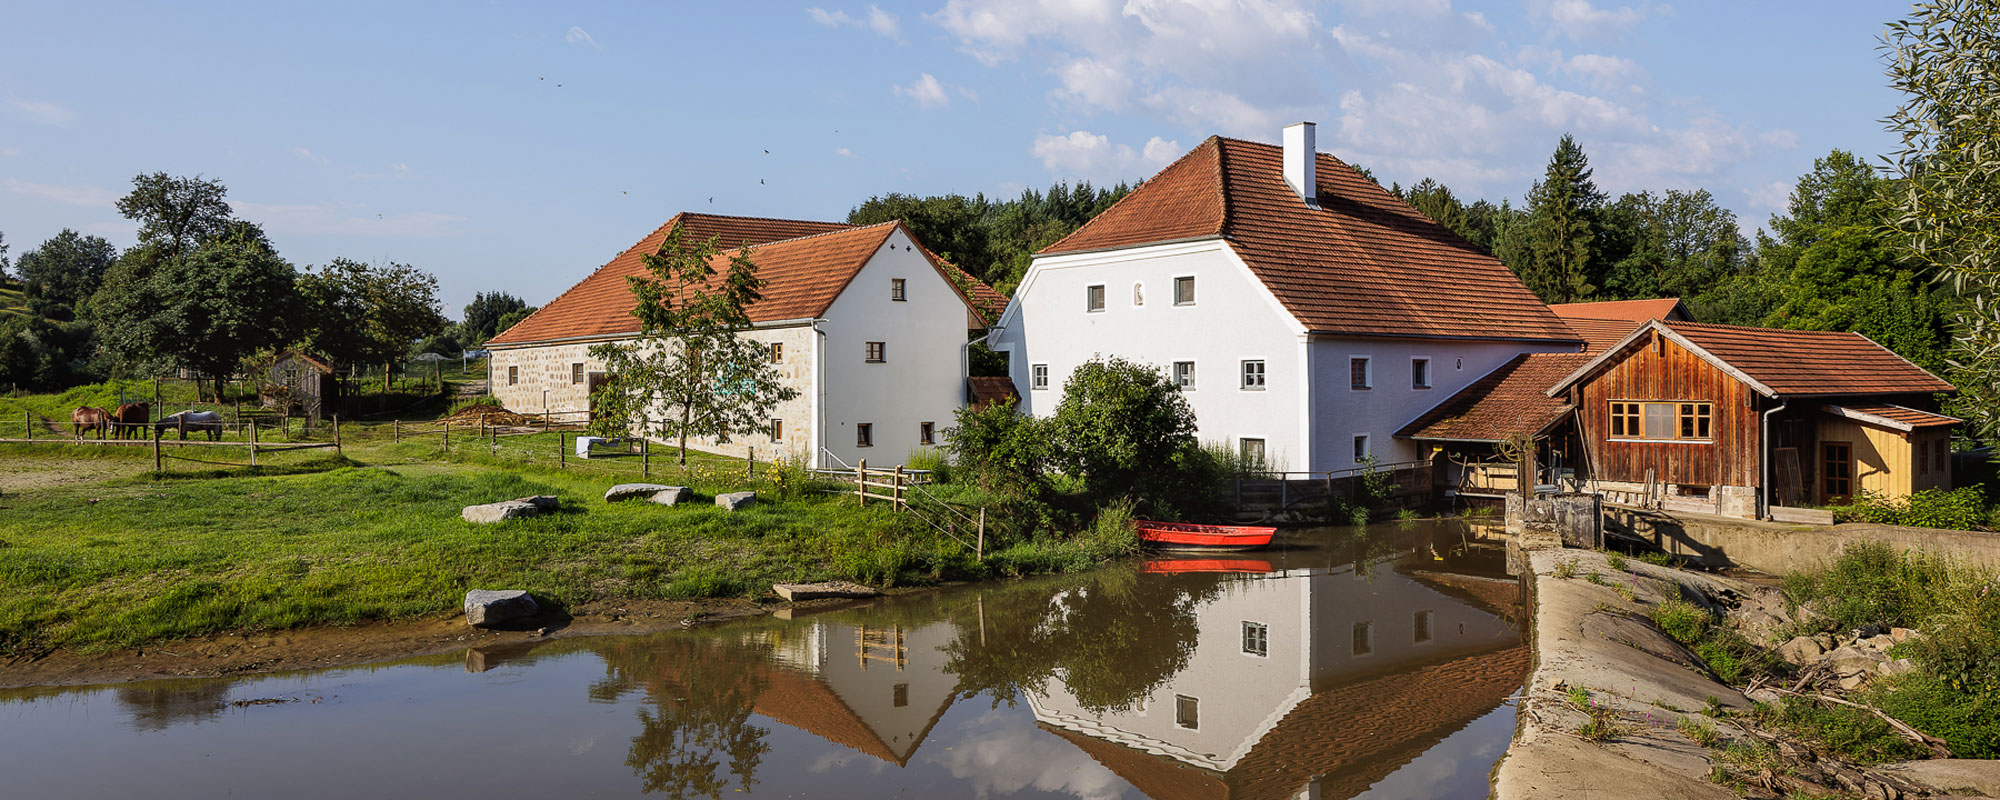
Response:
[1308,336,1570,471]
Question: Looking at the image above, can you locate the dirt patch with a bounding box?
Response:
[435,406,555,427]
[0,596,763,689]
[0,456,143,492]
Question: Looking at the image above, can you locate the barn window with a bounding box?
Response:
[1679,403,1713,439]
[770,418,783,443]
[1610,402,1640,437]
[1611,400,1712,441]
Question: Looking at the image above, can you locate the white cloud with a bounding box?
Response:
[294,147,329,164]
[894,73,953,108]
[834,147,858,159]
[1527,0,1649,41]
[391,162,411,173]
[233,201,467,238]
[564,26,602,49]
[1031,130,1180,182]
[3,178,119,206]
[0,147,21,157]
[6,98,77,126]
[806,5,904,42]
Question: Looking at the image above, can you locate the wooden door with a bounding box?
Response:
[1821,441,1853,503]
[586,372,609,422]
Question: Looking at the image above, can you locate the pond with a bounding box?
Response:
[0,520,1527,799]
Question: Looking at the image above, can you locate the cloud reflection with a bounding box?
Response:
[923,709,1128,800]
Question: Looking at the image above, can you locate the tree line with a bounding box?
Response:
[0,173,534,397]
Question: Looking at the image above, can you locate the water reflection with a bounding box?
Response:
[0,521,1529,800]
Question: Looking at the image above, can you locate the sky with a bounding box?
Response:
[0,1,1911,318]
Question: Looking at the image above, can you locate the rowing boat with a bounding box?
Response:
[1133,520,1276,552]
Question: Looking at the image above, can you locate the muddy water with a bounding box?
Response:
[0,520,1527,799]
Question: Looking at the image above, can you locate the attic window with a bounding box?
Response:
[1174,276,1196,305]
[1086,284,1106,312]
[891,278,906,301]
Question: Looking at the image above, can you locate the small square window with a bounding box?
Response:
[1350,357,1371,390]
[572,363,585,384]
[865,342,885,363]
[1174,276,1195,305]
[1086,284,1106,312]
[771,342,784,363]
[1353,434,1370,464]
[1414,610,1433,643]
[1031,364,1050,390]
[1241,360,1265,390]
[1412,358,1431,389]
[1353,621,1374,656]
[770,418,783,443]
[1240,438,1266,468]
[920,421,935,445]
[856,423,873,448]
[1242,621,1269,657]
[1175,695,1199,729]
[507,365,518,386]
[1173,361,1195,389]
[891,278,906,301]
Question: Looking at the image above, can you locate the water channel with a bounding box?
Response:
[0,520,1527,799]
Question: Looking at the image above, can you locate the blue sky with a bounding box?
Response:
[0,1,1908,317]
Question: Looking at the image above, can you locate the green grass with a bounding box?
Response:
[1751,699,1926,765]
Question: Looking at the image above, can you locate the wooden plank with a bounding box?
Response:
[1774,447,1803,507]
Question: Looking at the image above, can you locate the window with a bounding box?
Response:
[1132,282,1145,306]
[1241,360,1266,390]
[1086,284,1106,312]
[771,342,784,363]
[1414,610,1433,643]
[865,341,885,363]
[856,423,873,448]
[920,421,935,445]
[1174,276,1196,305]
[1173,361,1196,389]
[1175,695,1199,729]
[1242,621,1269,657]
[1823,441,1853,500]
[1353,434,1369,464]
[1240,438,1266,468]
[571,363,585,384]
[770,418,783,443]
[1350,357,1371,389]
[893,683,909,708]
[1352,622,1374,656]
[1031,364,1049,390]
[1610,401,1714,441]
[1412,358,1431,390]
[891,278,906,301]
[507,366,518,386]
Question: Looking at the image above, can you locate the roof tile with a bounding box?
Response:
[1666,321,1955,397]
[1398,353,1591,442]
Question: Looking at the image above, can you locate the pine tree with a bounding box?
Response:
[1522,135,1606,302]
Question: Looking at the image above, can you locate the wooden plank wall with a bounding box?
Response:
[1577,333,1759,489]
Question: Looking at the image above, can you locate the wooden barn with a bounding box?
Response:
[264,350,342,423]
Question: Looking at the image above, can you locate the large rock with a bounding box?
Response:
[464,589,538,628]
[606,483,676,503]
[715,491,757,511]
[1825,645,1888,677]
[462,500,538,524]
[1777,635,1826,665]
[773,581,880,602]
[513,495,559,512]
[1878,657,1917,677]
[649,486,694,506]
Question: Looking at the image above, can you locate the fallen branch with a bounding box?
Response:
[1771,686,1952,758]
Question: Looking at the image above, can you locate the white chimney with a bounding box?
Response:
[1283,121,1319,208]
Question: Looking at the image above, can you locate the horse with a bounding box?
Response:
[157,410,224,441]
[111,402,150,440]
[71,406,110,439]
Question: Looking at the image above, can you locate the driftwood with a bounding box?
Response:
[1768,685,1952,758]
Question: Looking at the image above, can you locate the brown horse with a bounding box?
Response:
[71,406,111,439]
[111,402,150,439]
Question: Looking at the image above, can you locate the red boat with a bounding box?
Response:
[1140,557,1276,574]
[1134,520,1277,552]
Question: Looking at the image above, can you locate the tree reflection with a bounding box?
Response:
[592,637,773,799]
[942,566,1226,713]
[113,679,235,732]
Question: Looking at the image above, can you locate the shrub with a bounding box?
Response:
[905,447,952,484]
[1872,673,2000,758]
[1753,699,1926,765]
[1677,715,1722,747]
[1825,487,1991,531]
[1652,598,1712,644]
[1606,552,1629,571]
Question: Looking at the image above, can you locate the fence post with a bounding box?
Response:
[249,420,258,468]
[856,458,867,506]
[977,508,985,560]
[558,431,565,468]
[394,419,400,443]
[153,425,162,475]
[443,421,450,452]
[746,447,755,480]
[893,465,905,510]
[333,415,341,454]
[23,410,30,440]
[642,440,650,478]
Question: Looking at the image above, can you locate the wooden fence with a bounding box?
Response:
[815,456,986,558]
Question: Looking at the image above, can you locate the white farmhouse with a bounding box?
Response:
[487,212,1006,468]
[988,123,1580,472]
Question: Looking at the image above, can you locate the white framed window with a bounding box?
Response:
[1031,364,1049,390]
[770,418,783,442]
[771,342,784,363]
[1175,695,1199,729]
[1349,357,1371,390]
[1086,284,1106,312]
[865,341,886,363]
[1241,359,1265,390]
[1412,357,1431,389]
[1174,275,1196,305]
[1242,621,1269,657]
[507,365,518,386]
[1240,438,1266,468]
[891,278,906,301]
[919,421,935,445]
[1173,360,1195,389]
[1353,434,1370,463]
[856,423,873,448]
[571,363,585,384]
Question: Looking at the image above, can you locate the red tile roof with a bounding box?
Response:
[1822,402,1960,432]
[1040,136,1578,342]
[489,214,1007,345]
[1548,298,1690,324]
[1556,317,1639,354]
[967,376,1020,411]
[1397,353,1590,442]
[1551,320,1957,398]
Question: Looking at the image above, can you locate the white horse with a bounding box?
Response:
[157,410,225,441]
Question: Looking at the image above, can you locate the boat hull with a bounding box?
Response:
[1134,520,1276,552]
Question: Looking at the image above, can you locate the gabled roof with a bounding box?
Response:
[1823,403,1960,432]
[966,376,1020,410]
[270,349,336,373]
[1548,298,1691,324]
[1549,320,1956,398]
[1396,353,1591,442]
[489,215,1007,346]
[1555,317,1641,354]
[1038,136,1578,343]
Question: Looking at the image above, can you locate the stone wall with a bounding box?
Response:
[1609,507,2000,574]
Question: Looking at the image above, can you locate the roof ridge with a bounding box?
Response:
[677,211,851,228]
[1038,136,1225,254]
[737,219,897,251]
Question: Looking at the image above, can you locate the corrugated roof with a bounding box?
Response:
[1040,136,1578,342]
[1397,353,1590,442]
[1548,298,1690,324]
[1551,320,1957,398]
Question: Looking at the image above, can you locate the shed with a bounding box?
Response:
[264,350,342,423]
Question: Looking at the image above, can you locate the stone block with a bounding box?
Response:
[649,486,694,506]
[1716,485,1758,519]
[606,483,675,503]
[464,589,538,628]
[773,581,880,601]
[1825,645,1887,677]
[462,500,538,524]
[715,491,756,511]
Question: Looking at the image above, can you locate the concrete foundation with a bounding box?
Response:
[1609,508,2000,574]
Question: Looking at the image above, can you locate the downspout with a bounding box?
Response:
[813,318,828,469]
[1761,399,1788,519]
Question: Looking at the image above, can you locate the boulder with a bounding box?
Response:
[512,495,560,512]
[1891,626,1917,644]
[606,483,676,503]
[464,589,538,627]
[648,486,694,506]
[1777,635,1826,665]
[462,500,538,524]
[1878,658,1917,677]
[773,581,880,602]
[1825,645,1888,677]
[715,491,757,511]
[1746,687,1782,704]
[1861,634,1896,652]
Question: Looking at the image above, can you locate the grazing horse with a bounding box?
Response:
[111,402,150,440]
[71,406,111,439]
[157,410,224,441]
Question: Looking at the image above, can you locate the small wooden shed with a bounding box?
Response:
[264,350,342,423]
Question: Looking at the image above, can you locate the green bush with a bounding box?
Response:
[1825,487,1991,531]
[1652,598,1712,644]
[1872,674,2000,757]
[1752,699,1927,765]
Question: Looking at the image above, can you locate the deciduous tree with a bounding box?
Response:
[116,172,234,257]
[16,229,117,320]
